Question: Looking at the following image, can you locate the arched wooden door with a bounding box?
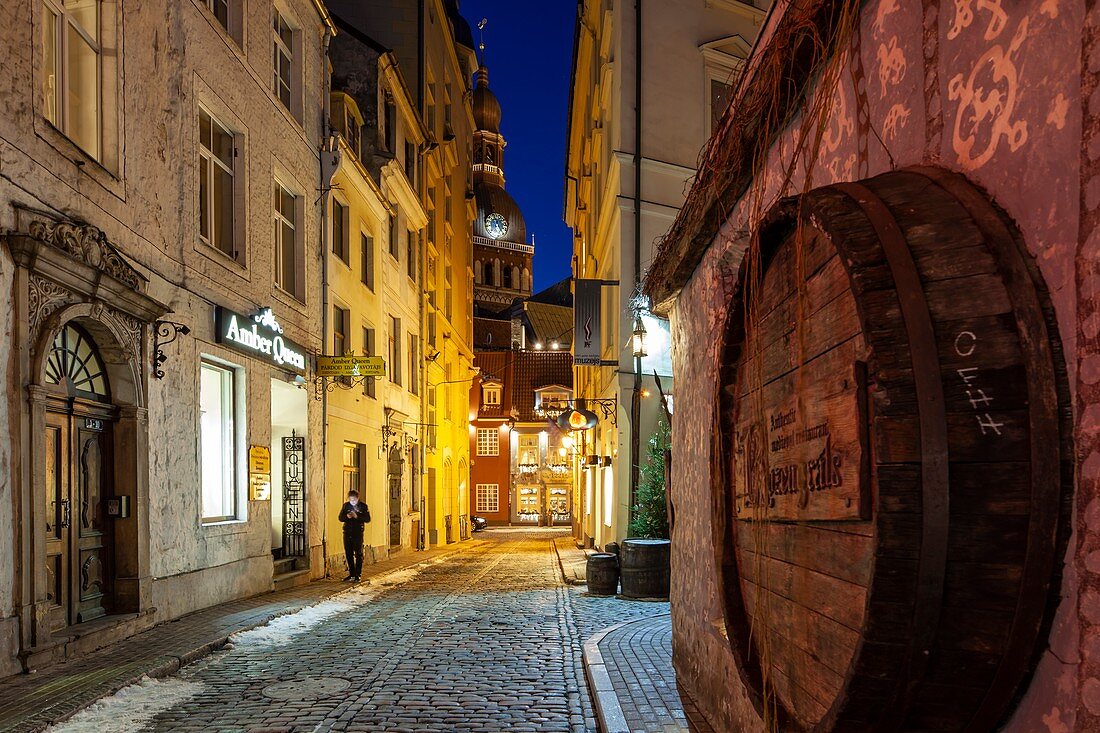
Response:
[42,323,117,630]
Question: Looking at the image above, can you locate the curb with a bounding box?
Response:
[23,545,474,733]
[583,614,672,733]
[551,537,588,587]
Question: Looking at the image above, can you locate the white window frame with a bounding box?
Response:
[274,179,301,299]
[42,0,105,160]
[198,106,238,260]
[200,359,242,523]
[476,484,499,513]
[482,384,501,406]
[476,428,499,457]
[272,8,295,113]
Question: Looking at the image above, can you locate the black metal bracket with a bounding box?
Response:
[153,321,191,379]
[312,375,379,401]
[537,397,618,426]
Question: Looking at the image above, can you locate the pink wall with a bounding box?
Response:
[667,0,1098,730]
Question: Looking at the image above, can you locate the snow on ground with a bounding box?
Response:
[45,555,451,730]
[45,677,204,733]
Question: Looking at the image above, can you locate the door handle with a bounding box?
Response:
[59,499,71,529]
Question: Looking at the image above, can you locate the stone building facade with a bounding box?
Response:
[0,0,332,675]
[564,0,765,549]
[646,0,1100,731]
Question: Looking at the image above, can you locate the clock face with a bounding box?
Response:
[485,213,508,239]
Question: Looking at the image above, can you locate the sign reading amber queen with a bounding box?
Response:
[732,361,869,522]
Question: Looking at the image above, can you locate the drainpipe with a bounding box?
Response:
[629,0,643,521]
[319,27,337,577]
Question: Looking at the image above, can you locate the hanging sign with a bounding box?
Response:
[316,355,386,378]
[574,279,603,365]
[249,445,272,501]
[214,306,308,375]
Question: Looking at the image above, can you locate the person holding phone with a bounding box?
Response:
[338,489,370,581]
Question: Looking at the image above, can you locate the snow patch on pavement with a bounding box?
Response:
[45,676,203,733]
[229,558,441,648]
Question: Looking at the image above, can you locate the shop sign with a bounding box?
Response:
[214,306,307,375]
[249,445,271,501]
[574,279,603,365]
[316,355,386,378]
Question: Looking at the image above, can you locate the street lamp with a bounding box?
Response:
[632,317,648,358]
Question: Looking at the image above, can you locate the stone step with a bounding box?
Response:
[272,568,311,592]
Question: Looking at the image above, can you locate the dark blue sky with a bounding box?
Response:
[460,1,575,291]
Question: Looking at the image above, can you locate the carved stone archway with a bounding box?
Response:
[4,207,169,669]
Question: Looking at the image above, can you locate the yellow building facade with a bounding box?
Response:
[419,1,478,546]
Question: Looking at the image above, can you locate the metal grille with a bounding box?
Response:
[282,436,306,557]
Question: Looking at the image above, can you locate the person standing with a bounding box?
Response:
[338,489,370,581]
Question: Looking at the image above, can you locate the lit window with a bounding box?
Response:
[342,442,362,495]
[476,428,499,457]
[476,484,499,513]
[274,182,299,297]
[198,108,237,259]
[482,385,501,407]
[200,361,238,522]
[273,10,294,111]
[518,434,539,466]
[42,0,104,159]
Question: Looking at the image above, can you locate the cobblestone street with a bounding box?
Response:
[48,530,667,733]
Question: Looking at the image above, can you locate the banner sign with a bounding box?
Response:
[214,306,308,375]
[574,279,603,365]
[316,355,386,378]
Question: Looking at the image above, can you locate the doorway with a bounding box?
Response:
[41,324,117,631]
[388,443,403,547]
[271,380,308,557]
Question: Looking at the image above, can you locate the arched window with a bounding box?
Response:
[522,268,531,291]
[503,266,513,289]
[512,266,521,290]
[44,324,110,399]
[474,260,483,284]
[484,261,495,286]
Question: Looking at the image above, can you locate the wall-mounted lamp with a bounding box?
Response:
[632,317,648,359]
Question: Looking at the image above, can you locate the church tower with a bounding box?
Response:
[471,61,533,314]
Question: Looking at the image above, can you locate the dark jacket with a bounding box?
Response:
[338,501,370,535]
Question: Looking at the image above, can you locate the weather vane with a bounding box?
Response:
[477,18,487,55]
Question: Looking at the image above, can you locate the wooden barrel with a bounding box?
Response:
[586,553,620,596]
[716,168,1072,732]
[620,538,671,599]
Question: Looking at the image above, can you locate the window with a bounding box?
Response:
[482,384,501,406]
[200,361,238,522]
[332,199,348,263]
[42,0,106,160]
[333,306,348,356]
[476,485,499,513]
[361,232,375,291]
[389,316,402,385]
[198,109,237,260]
[205,0,229,32]
[342,442,362,495]
[518,434,539,466]
[476,428,499,457]
[383,96,396,153]
[444,263,453,321]
[273,10,293,111]
[388,216,399,259]
[404,140,417,185]
[362,327,376,398]
[408,334,418,395]
[407,229,417,281]
[274,182,299,297]
[427,387,437,449]
[711,79,733,131]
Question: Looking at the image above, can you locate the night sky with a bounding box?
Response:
[460,1,576,292]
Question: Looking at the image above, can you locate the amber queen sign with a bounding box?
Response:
[215,306,308,375]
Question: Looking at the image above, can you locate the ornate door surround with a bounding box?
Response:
[4,207,169,663]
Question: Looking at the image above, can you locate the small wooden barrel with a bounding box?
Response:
[716,168,1072,731]
[586,553,619,596]
[620,538,671,599]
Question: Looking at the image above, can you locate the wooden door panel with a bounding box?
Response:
[74,425,110,623]
[43,418,69,632]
